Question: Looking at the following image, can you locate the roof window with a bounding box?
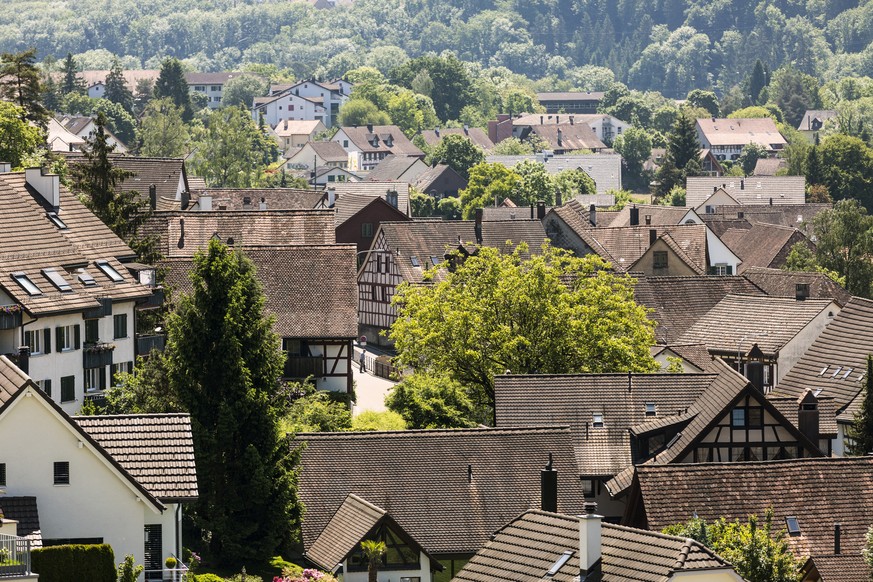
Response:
[830,367,843,379]
[785,516,801,535]
[842,368,853,380]
[546,551,573,577]
[77,270,97,287]
[592,413,604,428]
[645,403,656,416]
[431,256,442,267]
[410,256,420,267]
[819,365,829,377]
[47,212,68,229]
[95,260,124,283]
[12,273,42,295]
[42,269,72,292]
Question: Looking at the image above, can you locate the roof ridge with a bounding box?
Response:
[75,413,190,419]
[297,426,573,437]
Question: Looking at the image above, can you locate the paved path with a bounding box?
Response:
[351,346,397,415]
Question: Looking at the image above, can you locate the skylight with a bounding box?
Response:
[12,273,41,296]
[77,270,97,287]
[842,368,853,380]
[47,212,68,229]
[645,403,656,416]
[830,367,843,379]
[545,551,573,577]
[819,365,829,377]
[592,413,604,428]
[785,516,800,535]
[95,260,124,283]
[431,256,442,267]
[411,256,420,267]
[42,268,72,292]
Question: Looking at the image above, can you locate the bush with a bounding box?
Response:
[193,574,224,582]
[32,544,115,582]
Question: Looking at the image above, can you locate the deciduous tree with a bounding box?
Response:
[140,97,190,158]
[809,199,873,297]
[221,74,268,109]
[848,356,873,455]
[429,134,485,180]
[0,101,43,168]
[190,106,273,188]
[385,373,477,429]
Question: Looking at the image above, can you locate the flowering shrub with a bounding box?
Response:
[274,569,338,582]
[0,305,21,314]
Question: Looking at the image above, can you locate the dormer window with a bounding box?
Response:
[77,271,97,287]
[12,273,42,295]
[42,269,72,292]
[47,212,67,229]
[95,260,124,283]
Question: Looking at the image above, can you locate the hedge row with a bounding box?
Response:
[31,543,115,582]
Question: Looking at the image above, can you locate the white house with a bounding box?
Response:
[57,115,128,153]
[0,356,197,580]
[185,71,253,110]
[511,113,631,144]
[696,117,788,161]
[685,176,806,209]
[253,91,327,129]
[278,79,351,128]
[333,126,424,172]
[0,168,160,415]
[270,119,327,151]
[285,141,350,172]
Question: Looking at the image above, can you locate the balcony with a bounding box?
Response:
[136,288,165,310]
[0,533,34,579]
[83,342,114,368]
[284,355,324,379]
[136,334,166,356]
[0,307,21,330]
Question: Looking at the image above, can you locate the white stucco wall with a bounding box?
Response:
[308,342,350,393]
[256,94,325,128]
[777,303,839,385]
[0,390,165,575]
[671,569,745,581]
[704,228,741,274]
[341,552,433,582]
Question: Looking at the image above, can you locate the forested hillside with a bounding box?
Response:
[2,0,872,96]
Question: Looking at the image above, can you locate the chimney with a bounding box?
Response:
[555,190,563,207]
[327,187,336,208]
[181,191,190,210]
[474,208,483,244]
[463,124,469,135]
[649,228,658,245]
[578,502,602,578]
[530,204,535,219]
[435,127,440,137]
[25,167,60,210]
[0,162,11,173]
[713,186,717,193]
[769,197,773,206]
[629,205,639,226]
[589,204,597,227]
[16,346,29,375]
[796,283,810,301]
[259,197,267,211]
[556,115,560,124]
[149,184,157,211]
[537,200,546,220]
[835,524,841,555]
[200,195,213,211]
[557,127,563,148]
[540,453,558,513]
[798,395,820,446]
[740,179,745,190]
[540,115,544,124]
[569,115,574,125]
[367,123,373,133]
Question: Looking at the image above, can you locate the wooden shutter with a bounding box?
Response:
[99,367,106,390]
[74,325,81,349]
[55,327,62,352]
[43,328,51,354]
[43,379,51,397]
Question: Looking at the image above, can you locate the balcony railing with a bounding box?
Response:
[285,355,324,379]
[136,334,166,356]
[0,533,32,578]
[0,307,22,331]
[83,342,114,369]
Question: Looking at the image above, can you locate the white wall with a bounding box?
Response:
[341,552,433,582]
[777,303,839,385]
[307,342,350,392]
[704,228,741,274]
[255,94,325,128]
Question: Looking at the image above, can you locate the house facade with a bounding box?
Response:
[253,91,327,129]
[185,72,253,110]
[696,117,788,161]
[334,125,424,171]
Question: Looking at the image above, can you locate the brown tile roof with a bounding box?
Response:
[366,155,423,182]
[699,203,830,233]
[329,181,410,216]
[677,294,835,357]
[0,356,29,405]
[583,224,709,273]
[307,141,350,163]
[0,497,41,546]
[307,494,387,571]
[742,267,852,306]
[188,188,323,211]
[526,124,606,151]
[328,193,408,227]
[630,457,873,559]
[144,209,336,257]
[769,395,839,437]
[657,343,714,370]
[773,297,873,413]
[184,71,248,85]
[419,128,494,150]
[494,373,718,476]
[376,219,547,284]
[719,222,807,273]
[797,110,838,132]
[802,555,871,582]
[162,245,358,339]
[271,119,324,137]
[597,205,689,228]
[753,157,788,176]
[65,155,187,202]
[686,176,804,207]
[695,118,788,149]
[75,414,198,501]
[412,164,467,194]
[296,427,584,555]
[454,510,736,582]
[338,125,423,157]
[633,276,766,343]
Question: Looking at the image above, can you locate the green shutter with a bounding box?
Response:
[74,325,81,349]
[55,327,62,352]
[44,379,51,397]
[726,265,733,275]
[43,328,51,354]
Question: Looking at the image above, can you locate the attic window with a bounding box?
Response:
[431,256,442,267]
[785,516,801,535]
[830,366,843,379]
[842,368,853,380]
[42,269,72,292]
[546,551,574,577]
[592,413,604,428]
[645,403,656,416]
[411,256,420,267]
[95,260,124,283]
[47,212,68,229]
[819,366,829,377]
[12,273,42,296]
[77,271,97,287]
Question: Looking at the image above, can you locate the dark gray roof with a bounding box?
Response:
[742,267,851,306]
[66,155,188,202]
[0,497,41,546]
[419,128,494,150]
[366,155,423,181]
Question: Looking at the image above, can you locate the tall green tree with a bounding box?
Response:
[191,106,273,188]
[385,373,477,429]
[221,74,268,109]
[459,162,522,218]
[60,52,85,96]
[656,111,701,197]
[103,58,134,115]
[165,239,301,564]
[816,134,873,209]
[810,199,873,298]
[390,55,476,122]
[613,126,653,189]
[429,134,485,180]
[154,58,193,122]
[848,356,873,456]
[0,101,43,168]
[0,49,49,126]
[140,97,190,158]
[748,60,768,105]
[389,245,658,424]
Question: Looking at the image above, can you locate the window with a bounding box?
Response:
[56,324,79,351]
[431,256,442,267]
[645,403,656,416]
[85,319,99,344]
[592,413,604,428]
[111,361,133,386]
[386,190,398,208]
[410,256,420,267]
[47,212,67,229]
[0,463,5,486]
[113,314,128,339]
[710,264,732,276]
[732,406,763,428]
[283,339,303,355]
[42,268,72,292]
[582,479,596,498]
[327,174,335,182]
[210,85,220,92]
[343,140,349,148]
[731,408,745,427]
[785,516,800,535]
[23,329,43,355]
[12,272,41,295]
[653,251,668,269]
[60,375,75,403]
[77,270,97,286]
[85,367,104,393]
[546,551,574,577]
[36,379,51,397]
[95,260,124,282]
[53,461,70,485]
[194,85,205,91]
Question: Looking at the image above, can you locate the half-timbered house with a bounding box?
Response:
[357,216,547,345]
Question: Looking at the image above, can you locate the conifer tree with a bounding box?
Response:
[60,52,85,96]
[848,355,873,456]
[656,112,701,197]
[104,58,134,115]
[749,60,767,105]
[805,146,824,185]
[154,58,193,122]
[0,49,49,126]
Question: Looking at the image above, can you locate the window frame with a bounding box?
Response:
[113,313,128,339]
[60,375,75,403]
[53,461,70,486]
[653,250,668,269]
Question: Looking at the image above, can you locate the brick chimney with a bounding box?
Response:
[798,391,820,446]
[537,200,546,220]
[589,204,597,227]
[649,228,658,245]
[540,453,557,513]
[149,184,157,211]
[474,208,483,244]
[25,167,60,211]
[629,205,639,226]
[579,502,602,579]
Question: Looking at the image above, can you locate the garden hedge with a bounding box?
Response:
[31,543,115,582]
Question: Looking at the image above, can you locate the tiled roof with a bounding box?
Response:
[337,126,423,156]
[376,219,547,284]
[633,276,766,343]
[494,373,717,476]
[773,297,873,413]
[583,224,708,273]
[526,124,606,151]
[307,494,387,571]
[413,164,467,194]
[144,209,336,257]
[272,120,324,137]
[630,457,873,559]
[366,155,423,181]
[0,497,41,546]
[696,117,788,148]
[65,155,187,202]
[327,193,408,227]
[596,205,689,228]
[296,427,584,555]
[657,343,714,371]
[305,141,350,162]
[742,267,851,306]
[512,113,615,127]
[769,395,838,437]
[677,294,835,357]
[75,414,198,501]
[329,181,410,216]
[482,206,542,221]
[719,222,806,273]
[686,176,805,207]
[0,356,29,405]
[419,128,494,150]
[184,71,247,85]
[797,110,838,132]
[486,154,622,194]
[536,91,605,101]
[454,510,736,582]
[699,203,830,232]
[77,69,160,90]
[188,188,323,211]
[753,157,788,176]
[162,245,358,339]
[802,555,871,582]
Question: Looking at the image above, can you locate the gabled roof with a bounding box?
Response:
[326,193,409,228]
[184,71,249,85]
[454,510,738,582]
[582,224,708,273]
[742,267,851,306]
[773,296,873,413]
[801,555,871,582]
[696,117,788,148]
[413,164,467,194]
[329,181,410,216]
[523,124,606,151]
[163,244,357,339]
[366,155,424,182]
[75,414,198,501]
[753,157,788,176]
[512,113,616,127]
[296,140,349,163]
[486,154,622,195]
[699,203,831,235]
[187,188,323,211]
[419,128,494,150]
[686,176,805,208]
[337,125,423,156]
[677,294,836,357]
[596,205,689,228]
[272,119,324,137]
[797,110,838,132]
[0,497,41,546]
[719,222,807,273]
[494,373,718,476]
[296,427,584,555]
[65,155,188,202]
[628,457,873,559]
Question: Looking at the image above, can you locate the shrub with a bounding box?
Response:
[31,544,115,582]
[117,554,144,582]
[193,574,224,582]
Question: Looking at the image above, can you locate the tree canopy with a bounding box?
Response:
[0,101,43,169]
[429,134,485,180]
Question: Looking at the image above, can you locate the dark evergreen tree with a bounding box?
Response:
[164,239,302,564]
[748,60,767,105]
[848,356,873,455]
[154,58,193,122]
[104,58,134,115]
[0,49,49,126]
[656,112,701,196]
[805,146,824,185]
[60,52,85,96]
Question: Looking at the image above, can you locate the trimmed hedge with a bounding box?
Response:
[31,543,115,582]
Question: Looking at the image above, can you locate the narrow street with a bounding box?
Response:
[350,345,397,415]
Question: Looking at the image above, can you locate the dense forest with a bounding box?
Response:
[2,0,872,97]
